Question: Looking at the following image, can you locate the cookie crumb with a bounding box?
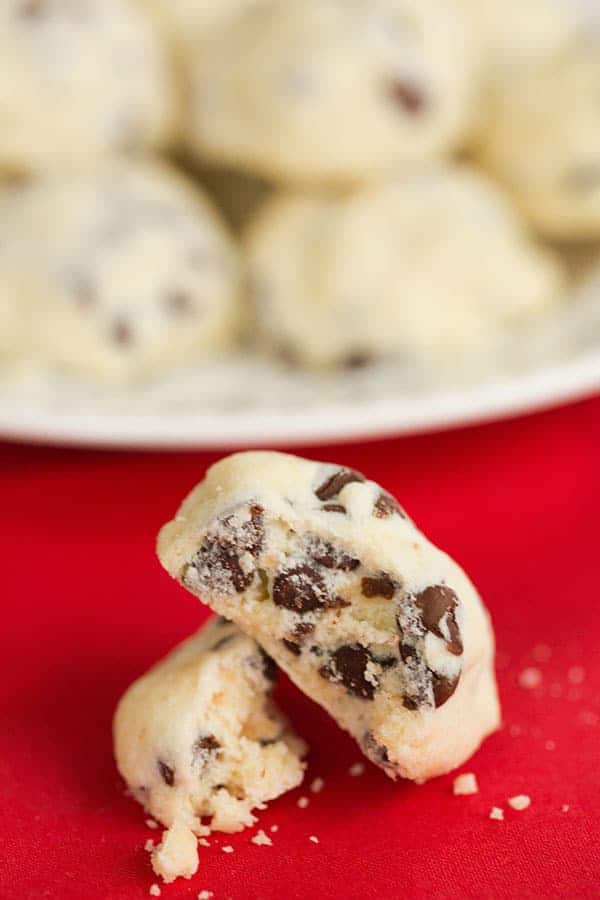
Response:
[453,773,478,796]
[508,795,531,811]
[562,804,570,812]
[270,825,279,833]
[222,845,234,854]
[149,886,161,897]
[297,796,310,809]
[309,835,319,844]
[567,666,585,684]
[198,838,210,847]
[310,777,325,794]
[198,892,214,900]
[489,807,504,821]
[348,762,365,777]
[145,819,159,830]
[519,667,542,689]
[251,829,273,847]
[144,839,155,853]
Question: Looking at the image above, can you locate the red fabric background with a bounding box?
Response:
[2,397,600,900]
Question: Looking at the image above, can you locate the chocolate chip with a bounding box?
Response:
[431,672,459,708]
[387,79,426,115]
[157,760,175,787]
[321,503,346,514]
[260,648,277,682]
[192,734,221,768]
[195,504,264,594]
[315,468,365,501]
[373,492,406,520]
[402,695,419,711]
[283,639,302,656]
[309,645,324,657]
[165,290,194,316]
[110,318,134,347]
[320,644,377,700]
[399,643,416,663]
[211,635,234,652]
[363,731,390,764]
[294,621,315,639]
[361,574,397,599]
[272,564,327,613]
[309,537,360,572]
[415,585,463,656]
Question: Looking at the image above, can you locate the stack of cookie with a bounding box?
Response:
[114,451,501,882]
[0,0,596,381]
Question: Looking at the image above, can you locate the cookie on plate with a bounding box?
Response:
[114,616,307,883]
[0,0,175,174]
[8,160,241,380]
[244,167,566,367]
[478,47,600,239]
[158,452,501,783]
[186,0,481,184]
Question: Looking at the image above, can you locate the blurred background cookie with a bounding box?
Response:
[186,0,482,184]
[0,0,176,175]
[7,160,241,380]
[244,167,567,368]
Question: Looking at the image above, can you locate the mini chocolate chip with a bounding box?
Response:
[374,654,397,669]
[343,352,373,370]
[211,635,234,652]
[272,564,327,613]
[315,468,365,501]
[192,734,221,767]
[310,645,324,657]
[387,78,426,115]
[415,585,463,656]
[321,644,377,700]
[399,642,416,663]
[309,537,360,572]
[165,290,194,316]
[402,695,419,711]
[361,574,397,599]
[364,731,390,764]
[110,318,133,347]
[431,672,459,708]
[283,639,302,656]
[373,492,406,520]
[157,760,175,787]
[195,504,264,594]
[260,648,277,682]
[294,621,315,639]
[322,503,346,514]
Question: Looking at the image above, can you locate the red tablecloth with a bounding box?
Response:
[3,396,600,900]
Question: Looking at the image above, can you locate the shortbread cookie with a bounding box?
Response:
[478,48,600,239]
[0,0,175,175]
[10,160,240,380]
[459,0,576,70]
[158,452,501,783]
[114,616,306,883]
[244,167,566,367]
[187,0,480,184]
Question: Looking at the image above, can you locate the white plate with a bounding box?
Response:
[2,271,600,448]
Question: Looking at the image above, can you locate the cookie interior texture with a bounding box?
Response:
[113,616,306,882]
[158,451,500,783]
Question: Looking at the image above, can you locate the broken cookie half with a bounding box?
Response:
[113,616,307,883]
[158,451,500,783]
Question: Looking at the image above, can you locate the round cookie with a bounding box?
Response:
[186,0,481,184]
[244,167,567,368]
[158,452,501,783]
[478,47,600,240]
[459,0,577,71]
[114,616,306,883]
[10,160,241,381]
[0,0,175,175]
